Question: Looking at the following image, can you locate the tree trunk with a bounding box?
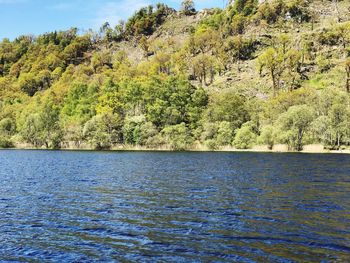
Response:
[297,129,303,151]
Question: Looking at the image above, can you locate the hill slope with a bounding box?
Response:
[0,0,350,151]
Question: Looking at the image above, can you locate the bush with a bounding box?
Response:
[206,91,249,131]
[83,113,121,150]
[0,137,13,148]
[125,4,174,37]
[122,116,159,146]
[0,118,16,136]
[258,125,275,150]
[276,105,315,151]
[231,14,246,35]
[232,0,258,16]
[162,123,193,150]
[216,121,234,146]
[233,123,257,149]
[181,0,196,16]
[204,139,218,150]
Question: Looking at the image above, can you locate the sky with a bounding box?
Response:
[0,0,225,40]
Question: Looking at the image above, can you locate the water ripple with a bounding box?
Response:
[0,150,350,262]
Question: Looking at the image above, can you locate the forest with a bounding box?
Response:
[0,0,349,151]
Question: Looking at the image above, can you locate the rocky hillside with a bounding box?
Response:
[0,0,350,151]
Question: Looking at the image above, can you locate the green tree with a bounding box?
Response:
[40,100,62,148]
[61,83,98,124]
[233,122,257,149]
[276,105,315,151]
[258,125,275,150]
[162,123,193,150]
[21,114,44,147]
[258,47,284,96]
[216,121,234,146]
[206,91,249,131]
[232,0,258,16]
[329,103,350,148]
[83,113,122,150]
[0,117,15,148]
[0,117,15,136]
[181,0,196,15]
[345,58,350,93]
[122,115,146,145]
[311,116,332,146]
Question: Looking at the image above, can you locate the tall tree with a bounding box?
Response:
[181,0,196,15]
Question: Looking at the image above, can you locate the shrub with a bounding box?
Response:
[276,105,315,151]
[162,123,193,150]
[258,125,275,150]
[233,122,257,149]
[216,121,234,146]
[0,137,13,148]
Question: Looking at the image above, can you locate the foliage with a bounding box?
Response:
[125,4,174,37]
[233,122,257,149]
[206,91,249,131]
[83,113,122,150]
[275,105,315,151]
[232,0,259,16]
[258,125,275,150]
[0,1,350,151]
[162,123,193,150]
[181,0,196,16]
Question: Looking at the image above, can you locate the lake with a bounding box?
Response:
[0,150,350,262]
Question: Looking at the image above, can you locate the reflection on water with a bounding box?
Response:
[0,150,350,262]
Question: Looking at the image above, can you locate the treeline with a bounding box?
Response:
[0,0,349,151]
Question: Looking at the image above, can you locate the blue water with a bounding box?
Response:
[0,150,350,262]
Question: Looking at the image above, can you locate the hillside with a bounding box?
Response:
[0,0,350,151]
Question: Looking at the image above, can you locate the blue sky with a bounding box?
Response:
[0,0,225,39]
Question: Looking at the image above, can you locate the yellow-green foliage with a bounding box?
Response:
[0,0,349,150]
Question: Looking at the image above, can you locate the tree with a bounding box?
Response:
[258,47,284,96]
[181,0,196,16]
[61,83,98,124]
[18,73,39,96]
[232,0,258,16]
[216,121,234,146]
[345,58,350,93]
[83,113,122,149]
[233,122,257,149]
[21,114,44,147]
[122,115,146,145]
[276,105,315,151]
[192,54,216,85]
[20,99,62,149]
[329,103,350,149]
[61,121,84,148]
[311,116,332,146]
[139,36,150,58]
[99,22,114,43]
[258,125,275,150]
[0,117,15,148]
[284,48,302,91]
[91,50,112,73]
[0,117,15,136]
[40,100,62,148]
[205,91,249,131]
[162,123,193,150]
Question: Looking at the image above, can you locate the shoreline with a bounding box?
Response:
[1,144,350,155]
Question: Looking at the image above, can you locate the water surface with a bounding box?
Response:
[0,150,350,262]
